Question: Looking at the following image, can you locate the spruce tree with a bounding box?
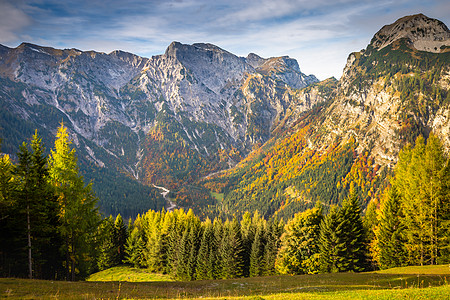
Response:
[249,225,265,277]
[113,214,127,265]
[374,185,407,269]
[318,205,342,273]
[262,217,283,276]
[337,191,368,272]
[97,216,116,270]
[219,218,244,279]
[196,218,215,280]
[124,215,145,267]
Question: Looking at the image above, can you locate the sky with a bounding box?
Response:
[0,0,449,80]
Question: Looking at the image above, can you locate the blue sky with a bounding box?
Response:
[0,0,449,80]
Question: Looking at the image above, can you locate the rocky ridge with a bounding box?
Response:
[0,40,319,213]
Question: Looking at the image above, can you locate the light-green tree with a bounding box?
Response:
[394,134,450,265]
[48,124,100,280]
[276,202,323,274]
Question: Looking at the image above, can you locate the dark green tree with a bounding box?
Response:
[338,191,368,272]
[318,205,342,273]
[113,214,127,265]
[374,185,407,269]
[219,218,244,279]
[249,225,265,277]
[97,216,116,271]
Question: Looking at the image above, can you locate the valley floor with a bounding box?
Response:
[1,265,450,299]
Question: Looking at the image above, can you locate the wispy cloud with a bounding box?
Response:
[0,1,32,43]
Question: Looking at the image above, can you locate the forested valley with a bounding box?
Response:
[1,126,449,280]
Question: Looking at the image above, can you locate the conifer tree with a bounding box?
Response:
[0,150,16,277]
[124,215,145,267]
[219,218,244,279]
[394,134,450,265]
[49,124,100,280]
[113,214,127,265]
[249,225,265,277]
[262,217,283,276]
[318,205,342,273]
[337,190,368,272]
[97,216,115,270]
[196,218,216,280]
[374,185,407,269]
[13,132,59,279]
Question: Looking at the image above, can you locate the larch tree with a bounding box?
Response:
[49,123,100,280]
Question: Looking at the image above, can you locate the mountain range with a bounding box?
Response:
[0,13,449,218]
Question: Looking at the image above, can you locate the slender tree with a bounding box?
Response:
[49,124,100,280]
[113,214,128,265]
[374,185,407,269]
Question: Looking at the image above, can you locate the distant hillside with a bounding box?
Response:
[201,14,450,218]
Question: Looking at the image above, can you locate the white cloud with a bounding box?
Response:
[0,1,32,43]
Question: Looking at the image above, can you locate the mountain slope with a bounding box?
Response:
[0,41,318,216]
[203,14,450,218]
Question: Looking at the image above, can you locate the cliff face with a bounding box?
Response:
[0,41,319,189]
[206,14,450,218]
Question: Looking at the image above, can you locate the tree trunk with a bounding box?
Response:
[27,204,32,279]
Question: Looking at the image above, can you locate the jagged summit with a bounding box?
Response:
[370,13,450,53]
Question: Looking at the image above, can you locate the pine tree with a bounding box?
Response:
[49,124,100,280]
[97,216,116,270]
[196,218,216,280]
[249,225,265,277]
[319,205,342,273]
[124,215,145,267]
[374,185,407,269]
[15,142,34,279]
[113,214,127,265]
[336,191,368,272]
[219,218,244,279]
[262,217,283,276]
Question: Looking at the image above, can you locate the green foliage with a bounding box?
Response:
[49,124,101,280]
[275,203,323,274]
[392,134,450,265]
[374,186,407,269]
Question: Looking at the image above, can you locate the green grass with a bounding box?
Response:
[1,265,449,299]
[86,266,174,282]
[211,191,224,201]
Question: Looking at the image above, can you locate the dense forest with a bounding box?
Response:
[1,128,449,280]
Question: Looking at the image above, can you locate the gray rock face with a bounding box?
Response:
[0,41,318,178]
[371,14,450,53]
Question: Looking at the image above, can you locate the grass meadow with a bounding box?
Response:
[1,264,449,299]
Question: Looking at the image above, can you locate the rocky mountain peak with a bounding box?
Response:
[245,53,265,69]
[370,13,450,53]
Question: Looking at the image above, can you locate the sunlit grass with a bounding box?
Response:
[87,265,173,282]
[1,265,449,299]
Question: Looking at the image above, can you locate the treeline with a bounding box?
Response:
[107,133,449,279]
[370,134,450,268]
[2,127,449,281]
[0,125,100,280]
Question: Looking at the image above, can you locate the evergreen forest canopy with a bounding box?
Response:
[1,128,449,280]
